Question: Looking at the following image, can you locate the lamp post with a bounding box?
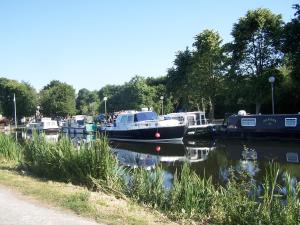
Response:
[268,76,275,114]
[160,96,164,115]
[36,105,40,119]
[13,93,17,130]
[103,97,108,121]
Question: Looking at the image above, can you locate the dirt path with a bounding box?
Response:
[0,186,102,225]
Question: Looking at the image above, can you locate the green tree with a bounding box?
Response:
[114,76,157,111]
[39,80,76,117]
[282,4,300,111]
[166,48,192,111]
[0,78,37,119]
[229,8,284,113]
[146,76,173,114]
[98,76,168,115]
[98,84,123,113]
[188,29,224,119]
[76,88,99,116]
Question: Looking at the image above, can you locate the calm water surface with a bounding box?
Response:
[20,132,300,186]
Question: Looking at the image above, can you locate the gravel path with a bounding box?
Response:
[0,186,102,225]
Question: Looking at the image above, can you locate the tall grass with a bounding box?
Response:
[168,163,216,220]
[0,133,22,162]
[126,165,166,209]
[124,162,300,224]
[22,133,122,190]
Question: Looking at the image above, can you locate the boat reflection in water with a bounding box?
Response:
[109,140,216,170]
[21,131,59,142]
[217,140,300,183]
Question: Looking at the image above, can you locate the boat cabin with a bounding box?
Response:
[115,111,158,125]
[224,111,300,139]
[164,111,208,127]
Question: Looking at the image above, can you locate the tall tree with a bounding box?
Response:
[39,80,76,117]
[166,48,192,111]
[229,8,283,113]
[188,30,224,119]
[282,4,300,111]
[98,84,122,113]
[76,88,99,115]
[0,78,37,119]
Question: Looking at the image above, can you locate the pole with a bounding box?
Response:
[104,100,107,120]
[13,93,17,129]
[271,83,274,114]
[103,96,108,122]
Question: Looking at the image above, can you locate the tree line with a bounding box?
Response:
[1,6,299,120]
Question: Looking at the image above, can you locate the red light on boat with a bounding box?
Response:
[155,132,160,138]
[155,146,161,152]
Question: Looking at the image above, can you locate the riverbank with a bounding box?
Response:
[0,160,177,225]
[1,133,300,224]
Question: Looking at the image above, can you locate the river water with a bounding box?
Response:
[19,132,300,186]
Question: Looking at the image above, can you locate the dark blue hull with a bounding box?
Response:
[100,125,186,143]
[219,114,300,140]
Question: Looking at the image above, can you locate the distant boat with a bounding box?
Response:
[100,110,186,143]
[61,115,97,134]
[219,110,300,140]
[164,111,216,138]
[26,117,59,133]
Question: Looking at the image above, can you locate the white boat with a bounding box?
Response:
[26,117,59,133]
[61,115,96,134]
[100,110,186,143]
[164,111,216,138]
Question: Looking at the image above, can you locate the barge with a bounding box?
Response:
[220,110,300,140]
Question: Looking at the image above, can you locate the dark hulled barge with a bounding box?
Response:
[220,111,300,140]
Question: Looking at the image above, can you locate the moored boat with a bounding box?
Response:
[219,110,300,140]
[26,117,59,133]
[61,115,97,134]
[164,111,216,138]
[100,110,186,143]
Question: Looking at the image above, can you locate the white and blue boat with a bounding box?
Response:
[100,110,186,143]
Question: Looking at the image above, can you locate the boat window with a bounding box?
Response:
[77,120,84,126]
[241,118,256,127]
[286,152,299,163]
[201,115,206,125]
[187,116,195,126]
[127,115,134,123]
[285,118,297,127]
[134,112,158,122]
[120,115,128,124]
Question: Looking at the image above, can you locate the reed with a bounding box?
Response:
[213,168,263,225]
[126,165,167,209]
[0,133,22,162]
[22,133,121,189]
[168,162,216,220]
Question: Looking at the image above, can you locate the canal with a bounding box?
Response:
[19,131,300,187]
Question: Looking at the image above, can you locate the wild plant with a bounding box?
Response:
[22,133,121,190]
[168,162,216,220]
[127,165,166,209]
[0,133,22,162]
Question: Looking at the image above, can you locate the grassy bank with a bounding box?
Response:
[0,133,300,224]
[0,163,175,225]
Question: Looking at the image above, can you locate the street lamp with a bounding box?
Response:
[36,105,40,119]
[13,93,17,129]
[160,96,164,115]
[103,97,108,120]
[268,76,275,114]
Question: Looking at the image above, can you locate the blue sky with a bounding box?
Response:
[0,0,296,92]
